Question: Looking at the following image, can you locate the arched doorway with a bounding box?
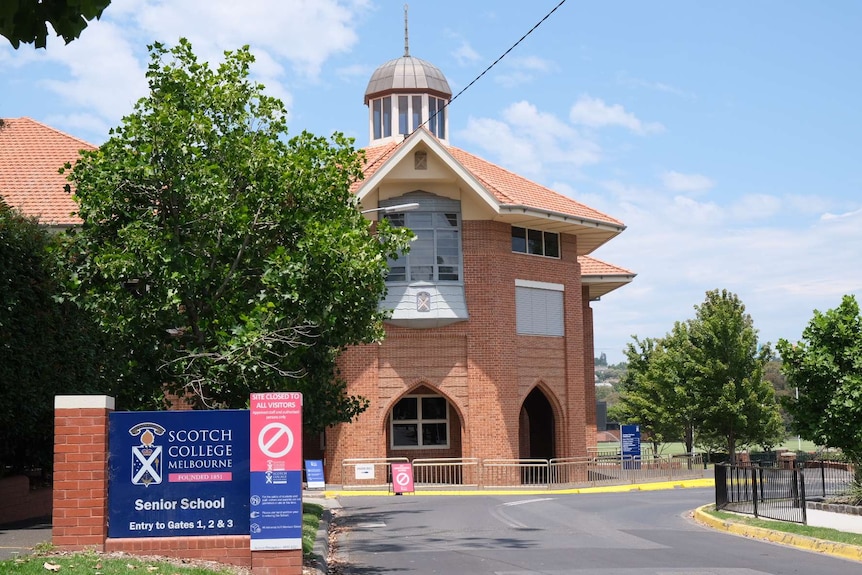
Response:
[519,387,556,460]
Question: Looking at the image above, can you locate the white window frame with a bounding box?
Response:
[390,394,450,450]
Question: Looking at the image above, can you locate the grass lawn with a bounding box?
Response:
[703,506,862,547]
[0,502,327,575]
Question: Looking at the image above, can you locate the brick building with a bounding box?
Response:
[319,49,634,483]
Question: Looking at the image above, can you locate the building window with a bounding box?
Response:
[386,210,461,282]
[512,226,560,258]
[429,97,446,139]
[372,96,392,139]
[391,395,449,449]
[398,95,409,135]
[516,280,564,336]
[412,95,423,131]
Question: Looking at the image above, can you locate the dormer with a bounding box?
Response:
[364,14,452,146]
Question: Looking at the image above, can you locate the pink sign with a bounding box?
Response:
[249,392,303,472]
[391,462,414,494]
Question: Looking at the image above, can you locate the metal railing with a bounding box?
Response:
[715,464,807,523]
[412,457,480,488]
[714,461,855,524]
[337,454,707,491]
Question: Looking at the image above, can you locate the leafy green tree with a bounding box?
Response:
[0,203,113,474]
[0,0,110,48]
[62,39,411,432]
[687,289,784,460]
[777,295,862,480]
[610,326,697,455]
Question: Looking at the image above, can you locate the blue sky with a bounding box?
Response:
[3,1,860,363]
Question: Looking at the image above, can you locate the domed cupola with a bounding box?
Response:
[364,7,452,145]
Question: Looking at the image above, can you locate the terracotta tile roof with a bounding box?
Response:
[447,146,624,227]
[0,117,94,226]
[579,254,636,300]
[353,136,623,228]
[578,255,634,277]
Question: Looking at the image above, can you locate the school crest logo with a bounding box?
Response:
[129,422,166,486]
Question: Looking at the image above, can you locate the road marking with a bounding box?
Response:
[503,498,555,506]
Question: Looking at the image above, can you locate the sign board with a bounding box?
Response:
[355,463,375,480]
[390,462,414,494]
[621,424,641,469]
[305,460,325,489]
[249,392,303,550]
[107,410,250,538]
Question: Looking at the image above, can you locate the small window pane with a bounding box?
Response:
[436,100,446,139]
[512,226,526,253]
[544,232,559,258]
[398,96,408,135]
[410,266,434,281]
[373,99,382,140]
[382,96,392,137]
[422,397,447,419]
[393,424,418,446]
[421,423,447,446]
[392,397,417,420]
[412,96,422,130]
[528,229,544,255]
[387,266,406,282]
[407,212,433,227]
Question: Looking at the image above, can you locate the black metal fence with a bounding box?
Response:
[714,461,855,524]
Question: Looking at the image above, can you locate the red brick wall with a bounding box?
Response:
[327,219,595,481]
[0,476,52,525]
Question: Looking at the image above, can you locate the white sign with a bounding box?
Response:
[355,463,375,480]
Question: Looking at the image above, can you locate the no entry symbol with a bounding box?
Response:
[258,422,294,459]
[395,472,410,486]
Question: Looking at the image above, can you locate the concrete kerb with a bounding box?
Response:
[692,504,862,563]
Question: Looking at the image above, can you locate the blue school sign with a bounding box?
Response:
[107,410,250,538]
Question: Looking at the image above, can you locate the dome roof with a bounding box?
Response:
[364,55,452,104]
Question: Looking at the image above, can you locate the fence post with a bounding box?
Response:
[751,467,759,518]
[800,468,808,524]
[820,461,826,498]
[790,466,800,509]
[714,464,727,509]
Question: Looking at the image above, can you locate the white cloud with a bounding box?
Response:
[452,41,480,66]
[661,170,715,193]
[569,95,664,135]
[132,0,366,79]
[495,55,555,88]
[459,101,601,177]
[729,194,782,220]
[40,22,147,126]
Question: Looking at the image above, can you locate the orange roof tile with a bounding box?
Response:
[0,117,94,226]
[447,146,623,227]
[578,254,635,277]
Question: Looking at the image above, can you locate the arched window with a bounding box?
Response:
[391,394,449,449]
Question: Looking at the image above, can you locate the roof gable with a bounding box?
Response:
[354,129,626,255]
[0,117,94,226]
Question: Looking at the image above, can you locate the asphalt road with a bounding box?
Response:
[334,488,858,574]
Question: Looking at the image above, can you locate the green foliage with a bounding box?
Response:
[687,289,784,457]
[0,0,110,49]
[777,295,862,476]
[303,502,324,555]
[0,204,113,474]
[62,39,411,431]
[614,289,784,460]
